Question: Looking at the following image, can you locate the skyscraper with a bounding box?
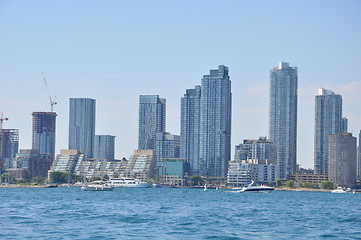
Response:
[234,137,277,165]
[357,130,361,179]
[341,117,348,133]
[138,95,166,150]
[32,112,57,160]
[155,132,180,164]
[269,62,298,179]
[0,129,19,171]
[329,132,357,187]
[180,85,201,175]
[314,88,342,175]
[199,65,232,177]
[68,98,96,158]
[94,135,115,160]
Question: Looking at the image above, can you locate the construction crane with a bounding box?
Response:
[0,112,9,130]
[42,72,57,112]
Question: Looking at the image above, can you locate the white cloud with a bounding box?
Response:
[343,81,361,92]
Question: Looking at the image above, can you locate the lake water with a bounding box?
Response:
[1,187,360,239]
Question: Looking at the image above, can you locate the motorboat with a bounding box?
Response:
[108,177,151,188]
[81,181,113,191]
[331,187,347,193]
[236,181,275,193]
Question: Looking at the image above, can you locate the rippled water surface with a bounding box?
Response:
[1,187,361,239]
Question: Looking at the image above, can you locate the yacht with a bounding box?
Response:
[81,181,113,191]
[331,187,347,193]
[236,181,275,193]
[108,177,151,188]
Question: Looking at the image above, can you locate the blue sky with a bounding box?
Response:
[1,0,360,168]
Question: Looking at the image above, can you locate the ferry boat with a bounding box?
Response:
[108,177,151,188]
[81,181,113,191]
[236,181,275,193]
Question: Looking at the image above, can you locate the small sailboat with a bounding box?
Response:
[204,184,207,191]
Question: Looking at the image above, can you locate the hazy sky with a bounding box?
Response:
[1,0,360,169]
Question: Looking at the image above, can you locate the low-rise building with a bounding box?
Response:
[12,149,52,179]
[49,149,128,180]
[123,150,156,182]
[227,161,278,186]
[158,158,188,186]
[289,174,328,184]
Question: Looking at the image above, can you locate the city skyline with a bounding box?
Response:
[1,1,361,169]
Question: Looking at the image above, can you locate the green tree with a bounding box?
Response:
[1,173,11,183]
[321,180,334,189]
[299,181,318,189]
[49,172,68,183]
[276,179,283,187]
[286,180,294,188]
[190,175,204,186]
[90,176,102,182]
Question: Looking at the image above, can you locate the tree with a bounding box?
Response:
[286,180,294,188]
[90,176,102,182]
[276,179,283,187]
[298,181,318,189]
[321,181,334,189]
[1,173,11,183]
[49,172,68,183]
[190,175,204,186]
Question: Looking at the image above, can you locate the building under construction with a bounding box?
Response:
[0,129,19,172]
[32,112,57,161]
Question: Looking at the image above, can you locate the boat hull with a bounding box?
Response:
[111,183,151,188]
[236,186,275,193]
[81,186,113,191]
[240,188,274,193]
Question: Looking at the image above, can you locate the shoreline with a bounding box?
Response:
[275,187,331,192]
[0,184,58,188]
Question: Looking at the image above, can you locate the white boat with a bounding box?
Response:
[108,178,151,188]
[81,181,113,191]
[331,187,347,193]
[236,181,275,193]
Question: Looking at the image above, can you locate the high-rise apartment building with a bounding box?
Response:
[234,137,277,165]
[329,132,357,187]
[155,132,180,164]
[269,62,298,179]
[94,135,115,160]
[138,95,166,150]
[68,98,96,158]
[32,112,57,160]
[0,129,19,171]
[341,117,348,133]
[314,88,342,175]
[358,130,361,179]
[13,149,52,178]
[180,85,201,175]
[199,65,232,177]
